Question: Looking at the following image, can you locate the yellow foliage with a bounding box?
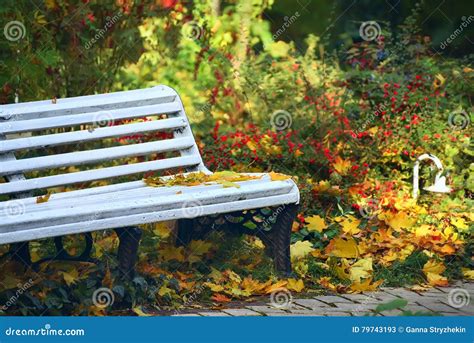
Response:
[305,215,327,232]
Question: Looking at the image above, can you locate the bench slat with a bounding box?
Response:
[0,86,176,120]
[0,154,202,195]
[0,180,295,230]
[0,193,299,245]
[0,117,187,153]
[0,136,195,175]
[0,102,181,134]
[4,175,271,214]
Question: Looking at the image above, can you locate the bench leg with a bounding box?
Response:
[175,219,200,246]
[9,242,32,268]
[267,204,297,276]
[114,227,142,279]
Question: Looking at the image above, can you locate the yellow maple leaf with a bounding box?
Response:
[350,278,383,293]
[269,171,291,181]
[265,280,288,294]
[325,237,360,258]
[59,270,78,286]
[36,193,51,204]
[384,211,417,231]
[349,258,373,283]
[339,215,361,235]
[450,218,468,231]
[305,215,327,232]
[153,222,172,239]
[160,246,185,262]
[204,282,225,292]
[158,285,175,297]
[332,156,351,176]
[423,260,449,286]
[423,260,446,275]
[415,224,431,237]
[426,272,449,287]
[290,240,315,260]
[462,269,474,280]
[286,278,304,292]
[132,306,152,316]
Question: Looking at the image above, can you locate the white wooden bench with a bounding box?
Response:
[0,86,299,277]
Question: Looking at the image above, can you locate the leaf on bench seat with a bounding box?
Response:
[36,193,51,204]
[144,171,262,188]
[268,171,291,181]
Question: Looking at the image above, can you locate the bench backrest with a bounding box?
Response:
[0,85,207,197]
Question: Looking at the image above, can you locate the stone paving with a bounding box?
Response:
[171,281,474,317]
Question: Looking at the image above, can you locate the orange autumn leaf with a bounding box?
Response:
[211,293,231,303]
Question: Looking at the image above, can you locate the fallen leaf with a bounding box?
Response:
[325,237,359,258]
[36,193,51,204]
[305,215,327,233]
[268,171,291,181]
[286,278,304,292]
[211,293,231,303]
[290,240,314,260]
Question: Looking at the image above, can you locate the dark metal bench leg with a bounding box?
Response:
[269,204,298,276]
[175,219,195,247]
[114,227,142,279]
[9,242,32,268]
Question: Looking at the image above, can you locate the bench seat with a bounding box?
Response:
[0,174,299,245]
